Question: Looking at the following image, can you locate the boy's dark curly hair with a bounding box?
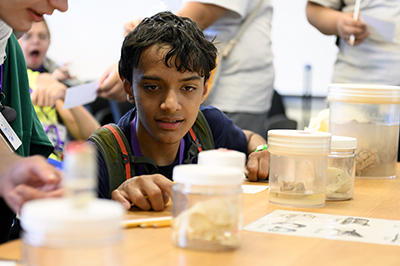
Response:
[118,11,217,85]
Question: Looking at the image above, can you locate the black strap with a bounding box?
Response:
[130,156,158,175]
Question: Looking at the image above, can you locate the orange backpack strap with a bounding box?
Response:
[189,128,203,153]
[103,124,131,181]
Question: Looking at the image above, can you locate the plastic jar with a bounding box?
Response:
[268,130,332,208]
[21,198,124,266]
[328,83,400,179]
[326,136,357,201]
[171,165,244,251]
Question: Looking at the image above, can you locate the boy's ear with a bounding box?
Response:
[123,79,135,104]
[201,79,210,104]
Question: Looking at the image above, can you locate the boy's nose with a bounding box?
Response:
[160,90,180,112]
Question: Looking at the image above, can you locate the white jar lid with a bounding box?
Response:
[268,130,332,155]
[331,135,357,150]
[198,149,246,169]
[173,165,244,186]
[21,198,124,246]
[328,83,400,104]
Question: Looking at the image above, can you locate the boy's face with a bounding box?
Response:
[19,21,50,70]
[0,0,68,32]
[124,44,209,147]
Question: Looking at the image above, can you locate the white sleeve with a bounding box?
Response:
[307,0,343,10]
[180,0,251,18]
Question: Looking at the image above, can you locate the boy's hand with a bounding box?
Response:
[111,174,173,211]
[246,149,270,181]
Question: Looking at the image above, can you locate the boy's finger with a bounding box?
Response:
[111,189,132,210]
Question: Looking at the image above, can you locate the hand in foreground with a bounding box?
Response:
[31,73,67,107]
[97,62,126,102]
[0,155,63,214]
[337,12,369,45]
[246,149,270,181]
[111,174,173,211]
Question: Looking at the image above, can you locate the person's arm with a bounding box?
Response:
[242,130,269,181]
[176,2,227,30]
[33,73,100,140]
[111,174,173,211]
[306,1,369,45]
[0,139,63,214]
[55,100,100,140]
[97,62,126,102]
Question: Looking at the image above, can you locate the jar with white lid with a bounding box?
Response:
[268,130,332,208]
[328,83,400,179]
[327,136,357,201]
[197,148,247,179]
[21,198,124,266]
[172,165,244,251]
[197,148,246,170]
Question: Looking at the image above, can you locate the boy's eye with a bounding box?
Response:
[183,86,196,92]
[144,85,159,91]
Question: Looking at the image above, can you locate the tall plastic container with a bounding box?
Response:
[268,130,332,208]
[172,165,243,251]
[328,84,400,179]
[20,140,124,266]
[21,198,124,266]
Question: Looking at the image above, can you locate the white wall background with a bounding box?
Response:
[45,0,338,97]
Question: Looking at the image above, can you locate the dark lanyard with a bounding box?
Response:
[0,64,17,123]
[0,64,3,92]
[130,114,185,175]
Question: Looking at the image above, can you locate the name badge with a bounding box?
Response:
[0,112,22,152]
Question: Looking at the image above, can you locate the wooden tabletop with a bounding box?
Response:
[1,165,400,265]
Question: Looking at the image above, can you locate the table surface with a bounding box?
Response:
[1,165,400,265]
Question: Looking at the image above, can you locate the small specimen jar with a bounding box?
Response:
[172,165,244,251]
[268,130,332,208]
[326,136,357,201]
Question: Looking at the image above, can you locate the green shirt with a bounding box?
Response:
[2,34,53,157]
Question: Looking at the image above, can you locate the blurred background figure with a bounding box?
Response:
[19,19,81,87]
[19,20,100,163]
[306,0,400,160]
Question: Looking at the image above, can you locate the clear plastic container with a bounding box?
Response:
[21,198,124,266]
[268,130,332,208]
[172,165,243,251]
[327,136,357,201]
[328,83,400,179]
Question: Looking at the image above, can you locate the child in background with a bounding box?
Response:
[19,20,100,162]
[90,11,270,212]
[19,19,81,87]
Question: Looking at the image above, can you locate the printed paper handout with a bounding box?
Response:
[244,210,400,246]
